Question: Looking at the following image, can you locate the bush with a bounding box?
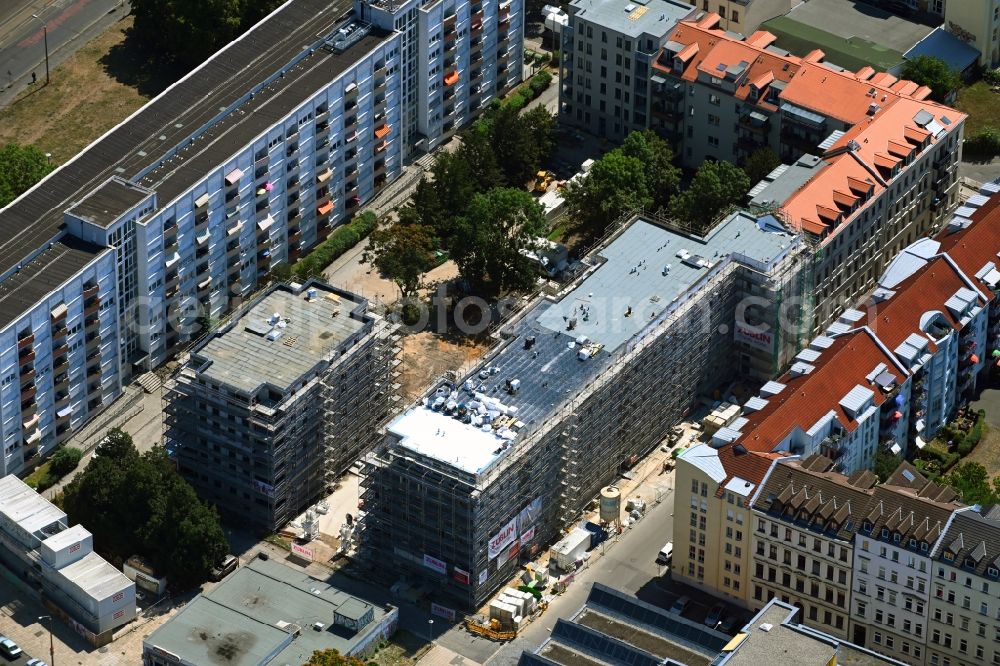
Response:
[293,211,377,279]
[528,70,553,97]
[50,447,83,477]
[965,127,1000,158]
[957,410,986,456]
[983,68,1000,86]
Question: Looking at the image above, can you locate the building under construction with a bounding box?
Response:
[164,280,398,532]
[360,211,812,610]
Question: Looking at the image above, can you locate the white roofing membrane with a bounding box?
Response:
[388,406,511,475]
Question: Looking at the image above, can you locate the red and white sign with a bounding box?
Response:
[431,602,456,620]
[291,543,314,561]
[489,517,518,560]
[423,554,447,574]
[68,542,81,554]
[112,591,125,603]
[519,527,535,546]
[734,323,773,351]
[113,609,125,620]
[453,567,471,585]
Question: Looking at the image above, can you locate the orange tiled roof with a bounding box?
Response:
[937,193,1000,300]
[732,330,902,457]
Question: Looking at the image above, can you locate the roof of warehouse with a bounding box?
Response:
[191,283,368,395]
[144,557,391,666]
[0,0,383,329]
[0,475,67,539]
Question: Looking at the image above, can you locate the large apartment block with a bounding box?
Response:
[559,0,696,141]
[358,0,524,156]
[164,281,397,532]
[360,211,810,611]
[0,0,523,478]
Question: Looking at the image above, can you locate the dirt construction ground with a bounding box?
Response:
[397,332,490,401]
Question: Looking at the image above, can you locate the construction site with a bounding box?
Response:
[163,280,399,533]
[359,210,815,612]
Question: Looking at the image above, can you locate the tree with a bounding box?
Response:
[941,461,1000,505]
[49,447,83,477]
[520,106,557,174]
[872,450,902,482]
[0,143,53,207]
[363,223,437,298]
[303,649,369,666]
[901,56,961,103]
[61,429,228,589]
[564,151,652,233]
[455,128,503,193]
[489,104,543,187]
[427,153,480,242]
[130,0,281,68]
[669,160,751,233]
[451,188,547,293]
[741,148,780,188]
[618,130,680,210]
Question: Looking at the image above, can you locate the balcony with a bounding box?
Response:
[86,331,102,347]
[374,77,387,94]
[375,139,389,153]
[21,385,37,403]
[19,368,35,386]
[17,334,33,350]
[344,82,358,99]
[444,70,459,87]
[20,347,36,366]
[374,160,387,177]
[374,124,392,140]
[22,413,40,432]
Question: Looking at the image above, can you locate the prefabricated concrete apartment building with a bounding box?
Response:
[360,211,813,609]
[0,0,523,478]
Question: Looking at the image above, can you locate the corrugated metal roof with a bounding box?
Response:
[839,385,874,415]
[0,475,66,539]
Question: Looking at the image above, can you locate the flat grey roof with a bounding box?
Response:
[719,601,904,665]
[57,550,134,602]
[569,0,695,38]
[144,557,392,666]
[66,178,152,228]
[0,0,389,330]
[749,154,829,208]
[390,213,798,476]
[0,475,67,539]
[192,282,368,395]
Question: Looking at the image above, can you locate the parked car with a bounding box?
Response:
[719,616,738,633]
[27,659,49,666]
[0,637,22,660]
[656,542,673,566]
[669,595,690,615]
[704,603,726,627]
[210,554,238,581]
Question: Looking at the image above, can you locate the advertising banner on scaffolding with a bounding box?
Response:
[423,554,447,574]
[488,516,518,560]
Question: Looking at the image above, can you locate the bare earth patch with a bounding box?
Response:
[397,331,490,401]
[0,18,151,164]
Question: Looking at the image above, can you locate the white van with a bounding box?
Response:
[656,542,673,566]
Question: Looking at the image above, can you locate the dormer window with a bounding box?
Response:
[965,557,978,569]
[893,533,901,544]
[863,520,872,533]
[921,542,929,552]
[673,58,683,73]
[881,527,889,538]
[909,538,917,549]
[988,567,999,578]
[944,550,955,562]
[748,86,759,103]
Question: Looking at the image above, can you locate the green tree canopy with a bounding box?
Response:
[363,222,437,297]
[901,55,961,103]
[0,143,53,207]
[741,148,780,188]
[669,160,751,233]
[62,429,228,589]
[872,450,902,483]
[618,130,680,210]
[564,151,652,233]
[131,0,282,68]
[941,461,1000,505]
[451,188,547,293]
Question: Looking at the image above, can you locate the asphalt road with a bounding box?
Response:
[0,0,126,107]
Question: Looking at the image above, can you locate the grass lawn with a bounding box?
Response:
[955,80,1000,136]
[964,423,1000,478]
[369,631,426,666]
[762,16,904,73]
[23,460,53,489]
[0,17,178,165]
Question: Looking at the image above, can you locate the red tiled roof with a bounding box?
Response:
[870,256,973,351]
[937,192,1000,300]
[734,329,901,453]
